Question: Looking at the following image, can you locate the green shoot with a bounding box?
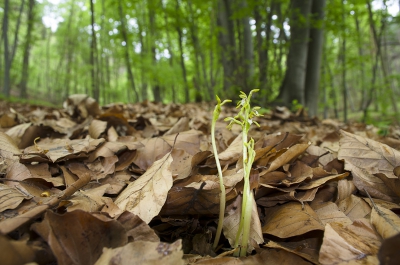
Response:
[224,89,262,257]
[212,95,232,250]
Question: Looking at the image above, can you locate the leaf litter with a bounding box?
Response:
[0,95,400,264]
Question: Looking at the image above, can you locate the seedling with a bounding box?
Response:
[224,89,262,257]
[211,96,232,250]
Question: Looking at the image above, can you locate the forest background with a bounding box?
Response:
[1,0,400,125]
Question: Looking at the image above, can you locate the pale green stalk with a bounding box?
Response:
[212,96,231,250]
[225,89,261,257]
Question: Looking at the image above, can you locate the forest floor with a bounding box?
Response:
[0,95,400,265]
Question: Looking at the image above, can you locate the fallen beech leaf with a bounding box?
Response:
[133,137,171,170]
[95,240,184,265]
[339,130,400,179]
[65,184,111,212]
[262,202,324,238]
[336,179,357,202]
[5,123,31,147]
[319,222,380,265]
[117,211,160,242]
[0,184,31,212]
[0,131,22,156]
[32,210,127,265]
[261,143,311,174]
[344,161,397,202]
[88,119,107,139]
[313,202,352,226]
[115,152,173,223]
[265,238,321,265]
[22,136,105,163]
[337,195,371,221]
[370,203,400,239]
[216,134,243,164]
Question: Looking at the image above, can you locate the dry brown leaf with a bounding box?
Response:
[345,161,397,202]
[319,222,380,265]
[32,210,127,265]
[0,184,31,212]
[313,202,353,226]
[117,211,160,242]
[88,119,108,139]
[22,136,105,163]
[339,130,400,179]
[262,202,324,238]
[170,149,193,180]
[5,122,31,147]
[133,137,171,170]
[261,143,311,175]
[337,194,371,221]
[265,239,320,265]
[336,179,357,202]
[115,152,173,223]
[65,184,111,212]
[216,134,243,164]
[95,240,184,265]
[0,131,22,159]
[370,203,400,239]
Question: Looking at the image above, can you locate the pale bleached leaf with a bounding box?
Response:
[115,152,173,223]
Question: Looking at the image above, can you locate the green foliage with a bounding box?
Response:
[0,0,398,123]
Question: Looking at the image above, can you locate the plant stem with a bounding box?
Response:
[212,96,231,250]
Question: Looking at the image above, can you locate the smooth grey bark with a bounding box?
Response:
[19,0,35,98]
[118,0,139,102]
[187,0,212,100]
[149,0,161,102]
[279,0,312,106]
[341,0,347,122]
[137,0,148,102]
[3,0,10,97]
[354,10,367,111]
[254,0,274,99]
[10,0,25,66]
[217,0,236,96]
[89,0,99,101]
[305,0,326,117]
[161,0,176,102]
[241,0,254,94]
[63,3,75,99]
[175,0,189,103]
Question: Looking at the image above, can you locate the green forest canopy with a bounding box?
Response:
[1,0,400,123]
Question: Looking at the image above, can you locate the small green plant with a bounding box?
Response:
[224,89,262,257]
[211,96,232,250]
[291,99,304,112]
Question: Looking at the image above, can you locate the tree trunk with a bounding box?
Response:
[19,0,35,99]
[175,0,190,103]
[89,0,99,101]
[305,0,326,117]
[149,0,161,102]
[10,0,25,66]
[354,10,367,111]
[217,0,236,97]
[341,0,347,123]
[118,0,139,102]
[63,3,76,99]
[161,0,176,102]
[279,0,312,107]
[3,0,10,97]
[241,0,254,94]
